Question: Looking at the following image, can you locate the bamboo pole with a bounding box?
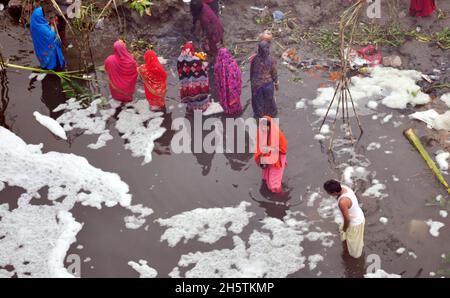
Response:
[404,128,450,195]
[3,63,104,82]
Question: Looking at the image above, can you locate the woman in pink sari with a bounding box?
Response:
[213,48,242,116]
[104,40,138,102]
[254,116,288,193]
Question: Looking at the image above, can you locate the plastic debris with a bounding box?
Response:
[272,10,284,22]
[408,109,439,128]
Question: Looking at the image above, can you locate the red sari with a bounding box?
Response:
[138,50,167,109]
[410,0,436,17]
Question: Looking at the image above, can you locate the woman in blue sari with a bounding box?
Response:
[30,7,65,71]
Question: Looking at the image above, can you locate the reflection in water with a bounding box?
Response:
[40,74,67,119]
[0,69,10,129]
[154,109,175,156]
[249,184,297,220]
[342,251,366,278]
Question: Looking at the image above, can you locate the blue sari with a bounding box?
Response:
[30,7,65,70]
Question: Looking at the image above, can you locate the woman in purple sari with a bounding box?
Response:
[213,48,242,116]
[250,41,279,119]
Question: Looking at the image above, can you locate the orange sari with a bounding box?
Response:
[254,116,288,193]
[138,50,167,109]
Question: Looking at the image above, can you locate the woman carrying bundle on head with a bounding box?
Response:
[138,50,167,110]
[213,48,242,116]
[254,116,288,194]
[104,40,138,103]
[177,42,210,112]
[30,7,65,71]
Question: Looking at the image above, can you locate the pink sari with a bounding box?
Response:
[105,40,138,102]
[262,154,287,193]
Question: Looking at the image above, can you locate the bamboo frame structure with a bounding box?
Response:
[319,0,364,151]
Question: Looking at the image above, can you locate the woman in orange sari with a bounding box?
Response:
[254,116,288,193]
[138,50,167,109]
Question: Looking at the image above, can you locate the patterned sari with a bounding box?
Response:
[177,42,210,112]
[138,50,167,109]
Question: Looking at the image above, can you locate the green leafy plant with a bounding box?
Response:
[129,0,153,17]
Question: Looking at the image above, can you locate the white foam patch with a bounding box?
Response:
[311,68,430,116]
[307,192,321,207]
[408,252,417,259]
[440,93,450,108]
[367,142,381,151]
[156,201,255,247]
[396,247,405,254]
[439,210,448,218]
[0,181,4,191]
[128,260,158,278]
[363,180,388,199]
[115,100,166,164]
[382,114,393,124]
[34,111,67,140]
[426,220,444,237]
[55,98,115,149]
[364,269,401,278]
[124,204,154,230]
[342,166,369,187]
[295,99,307,109]
[0,205,82,278]
[169,213,331,278]
[314,134,326,141]
[319,124,330,135]
[304,231,335,248]
[435,151,449,171]
[317,197,343,225]
[379,217,388,224]
[433,111,450,130]
[0,127,138,277]
[308,254,324,271]
[367,100,378,110]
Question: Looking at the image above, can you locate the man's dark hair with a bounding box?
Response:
[323,180,342,194]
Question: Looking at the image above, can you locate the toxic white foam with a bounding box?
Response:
[168,213,333,278]
[364,269,401,278]
[55,98,115,149]
[115,100,166,164]
[156,201,255,247]
[311,67,430,117]
[124,204,154,230]
[440,93,450,108]
[33,111,67,140]
[0,127,143,277]
[128,260,158,278]
[435,151,449,172]
[426,220,445,237]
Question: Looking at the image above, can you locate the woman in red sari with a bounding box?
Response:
[138,50,167,109]
[104,40,138,103]
[254,116,288,193]
[410,0,436,17]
